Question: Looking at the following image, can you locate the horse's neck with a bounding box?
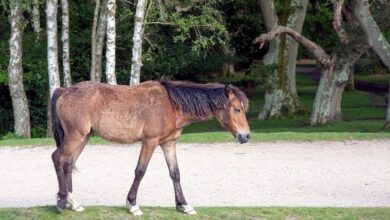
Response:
[175,112,214,129]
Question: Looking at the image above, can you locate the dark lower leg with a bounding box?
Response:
[127,165,146,205]
[64,161,74,193]
[161,142,188,206]
[127,140,157,206]
[170,167,187,206]
[52,150,67,210]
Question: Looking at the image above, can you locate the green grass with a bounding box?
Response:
[1,206,390,220]
[356,74,389,86]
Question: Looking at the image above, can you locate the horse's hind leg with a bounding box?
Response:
[126,138,158,216]
[161,141,196,215]
[52,132,89,212]
[52,147,67,212]
[64,133,91,212]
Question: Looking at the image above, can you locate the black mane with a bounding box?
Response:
[160,80,248,118]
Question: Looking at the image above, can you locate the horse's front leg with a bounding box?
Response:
[126,138,158,216]
[161,141,197,215]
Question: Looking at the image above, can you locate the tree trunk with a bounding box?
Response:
[254,24,368,124]
[32,0,41,39]
[61,0,72,87]
[90,0,100,81]
[95,1,107,82]
[8,0,31,138]
[47,0,61,97]
[345,66,355,91]
[351,0,390,127]
[130,0,147,86]
[47,0,61,137]
[285,0,309,95]
[257,0,305,119]
[352,0,390,70]
[386,80,390,129]
[310,63,352,125]
[105,0,117,85]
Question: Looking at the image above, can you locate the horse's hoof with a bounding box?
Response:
[56,206,65,213]
[129,205,143,216]
[176,204,197,215]
[71,205,85,212]
[66,193,85,212]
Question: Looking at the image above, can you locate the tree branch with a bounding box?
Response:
[253,25,332,67]
[332,0,349,44]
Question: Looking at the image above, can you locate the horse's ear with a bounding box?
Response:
[224,84,232,96]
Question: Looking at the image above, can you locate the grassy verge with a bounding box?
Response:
[1,206,390,220]
[1,131,390,146]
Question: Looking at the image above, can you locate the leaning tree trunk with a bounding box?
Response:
[105,0,117,85]
[8,0,31,138]
[61,0,72,87]
[310,63,351,125]
[129,0,147,86]
[47,0,61,137]
[32,0,41,40]
[351,0,390,127]
[257,0,305,119]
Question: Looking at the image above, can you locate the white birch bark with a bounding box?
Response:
[47,0,60,97]
[32,0,41,37]
[105,0,117,85]
[130,0,147,86]
[8,0,31,138]
[95,3,107,82]
[90,0,100,81]
[61,0,72,87]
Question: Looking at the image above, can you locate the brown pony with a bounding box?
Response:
[51,80,250,215]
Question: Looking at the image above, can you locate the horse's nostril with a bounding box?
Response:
[237,133,250,144]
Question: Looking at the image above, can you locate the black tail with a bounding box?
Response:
[51,88,65,147]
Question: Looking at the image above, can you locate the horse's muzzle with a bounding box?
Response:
[237,133,250,144]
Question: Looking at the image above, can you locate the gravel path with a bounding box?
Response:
[1,141,390,208]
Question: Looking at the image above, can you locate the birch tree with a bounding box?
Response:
[105,0,117,84]
[257,0,307,120]
[32,0,41,39]
[129,0,148,85]
[47,0,60,97]
[61,0,72,87]
[8,0,31,138]
[94,2,107,82]
[91,0,107,82]
[46,0,60,137]
[91,0,101,81]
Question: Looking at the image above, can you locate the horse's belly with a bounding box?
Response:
[92,109,144,144]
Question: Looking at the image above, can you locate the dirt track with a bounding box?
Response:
[1,141,390,208]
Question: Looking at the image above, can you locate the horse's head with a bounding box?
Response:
[216,85,251,144]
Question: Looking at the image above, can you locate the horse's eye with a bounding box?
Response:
[234,108,241,113]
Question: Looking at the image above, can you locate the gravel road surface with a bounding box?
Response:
[1,140,390,208]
